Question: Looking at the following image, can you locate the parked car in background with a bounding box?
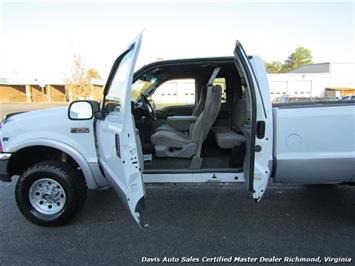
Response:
[273,96,338,104]
[341,95,355,101]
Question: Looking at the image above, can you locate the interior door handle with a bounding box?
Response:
[115,134,121,158]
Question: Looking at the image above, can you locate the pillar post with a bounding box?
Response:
[46,85,52,103]
[25,85,32,103]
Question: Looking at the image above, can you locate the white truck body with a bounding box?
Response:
[273,104,355,183]
[0,34,354,226]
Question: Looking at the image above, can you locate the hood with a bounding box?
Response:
[5,107,68,124]
[0,104,96,157]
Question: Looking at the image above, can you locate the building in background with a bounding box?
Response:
[267,62,355,101]
[2,63,355,104]
[0,78,104,103]
[151,79,196,106]
[150,78,226,109]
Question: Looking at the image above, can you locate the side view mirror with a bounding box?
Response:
[68,100,100,120]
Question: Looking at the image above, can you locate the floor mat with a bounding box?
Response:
[144,136,244,171]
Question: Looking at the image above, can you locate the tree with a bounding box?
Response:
[265,60,283,73]
[264,47,313,73]
[87,68,101,79]
[281,47,313,72]
[66,55,102,101]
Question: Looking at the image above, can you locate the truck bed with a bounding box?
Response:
[272,101,355,183]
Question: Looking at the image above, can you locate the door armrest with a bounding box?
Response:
[166,116,197,131]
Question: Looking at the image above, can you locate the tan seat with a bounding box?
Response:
[151,85,222,158]
[212,126,246,149]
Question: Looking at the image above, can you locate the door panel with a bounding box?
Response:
[96,33,145,225]
[97,116,144,217]
[234,42,273,201]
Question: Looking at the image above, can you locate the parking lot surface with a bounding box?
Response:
[0,181,354,265]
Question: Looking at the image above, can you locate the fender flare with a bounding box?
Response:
[10,138,98,189]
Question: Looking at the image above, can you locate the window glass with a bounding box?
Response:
[213,78,226,103]
[105,49,134,115]
[150,79,195,109]
[131,77,158,100]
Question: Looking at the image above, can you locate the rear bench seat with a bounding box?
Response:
[212,126,246,149]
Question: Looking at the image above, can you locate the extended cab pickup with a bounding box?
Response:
[1,33,354,226]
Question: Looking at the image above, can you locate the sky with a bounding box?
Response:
[0,0,354,82]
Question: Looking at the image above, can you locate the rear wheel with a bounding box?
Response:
[15,161,87,226]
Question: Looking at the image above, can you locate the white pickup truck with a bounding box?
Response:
[1,34,354,226]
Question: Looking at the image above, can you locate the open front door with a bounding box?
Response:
[96,33,145,225]
[234,41,273,201]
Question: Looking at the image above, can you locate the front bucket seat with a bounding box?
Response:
[151,85,222,158]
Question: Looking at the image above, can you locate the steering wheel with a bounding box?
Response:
[140,93,156,120]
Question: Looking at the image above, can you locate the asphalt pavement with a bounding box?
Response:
[0,180,354,265]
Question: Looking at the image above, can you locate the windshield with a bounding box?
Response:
[104,49,134,115]
[131,76,158,101]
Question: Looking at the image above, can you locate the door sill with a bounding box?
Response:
[143,167,243,174]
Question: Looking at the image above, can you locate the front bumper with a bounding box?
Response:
[0,153,11,182]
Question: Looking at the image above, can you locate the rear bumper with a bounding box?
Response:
[0,153,11,182]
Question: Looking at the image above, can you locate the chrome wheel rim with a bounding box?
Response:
[29,178,66,215]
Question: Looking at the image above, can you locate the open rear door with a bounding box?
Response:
[96,33,145,225]
[234,41,273,201]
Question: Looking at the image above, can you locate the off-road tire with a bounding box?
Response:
[15,160,87,226]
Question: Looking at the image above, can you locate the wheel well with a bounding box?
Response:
[8,146,83,177]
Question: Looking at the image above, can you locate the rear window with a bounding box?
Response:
[213,78,226,103]
[150,79,195,109]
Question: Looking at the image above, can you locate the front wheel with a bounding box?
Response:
[15,161,87,226]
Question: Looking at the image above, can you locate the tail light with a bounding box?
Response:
[0,141,3,153]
